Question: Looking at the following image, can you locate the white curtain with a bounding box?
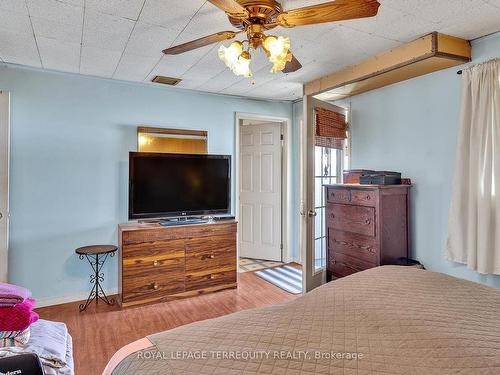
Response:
[447,58,500,274]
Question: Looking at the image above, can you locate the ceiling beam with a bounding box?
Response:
[306,32,471,99]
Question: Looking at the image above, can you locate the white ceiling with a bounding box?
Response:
[1,0,499,101]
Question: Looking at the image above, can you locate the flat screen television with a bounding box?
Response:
[129,152,231,220]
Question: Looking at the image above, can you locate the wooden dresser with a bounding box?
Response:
[118,220,237,307]
[324,184,411,279]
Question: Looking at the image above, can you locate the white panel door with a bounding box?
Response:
[239,122,282,261]
[0,91,9,282]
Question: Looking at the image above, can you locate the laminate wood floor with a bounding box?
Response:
[36,271,298,375]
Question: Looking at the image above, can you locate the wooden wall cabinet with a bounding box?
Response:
[325,185,410,279]
[118,221,237,307]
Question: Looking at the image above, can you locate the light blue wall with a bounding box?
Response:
[0,64,294,303]
[342,32,500,287]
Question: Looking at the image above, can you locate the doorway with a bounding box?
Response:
[0,91,10,283]
[300,97,348,292]
[235,113,292,273]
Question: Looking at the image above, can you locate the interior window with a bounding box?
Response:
[314,146,344,271]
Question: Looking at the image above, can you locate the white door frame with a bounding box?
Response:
[0,91,10,283]
[235,112,292,268]
[300,96,347,292]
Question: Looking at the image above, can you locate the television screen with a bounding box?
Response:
[129,152,231,219]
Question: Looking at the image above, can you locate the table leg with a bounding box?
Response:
[79,252,116,312]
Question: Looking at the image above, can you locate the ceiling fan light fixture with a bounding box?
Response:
[218,41,243,69]
[231,50,253,77]
[270,51,293,73]
[263,35,290,61]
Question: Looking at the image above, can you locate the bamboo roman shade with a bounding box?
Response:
[315,107,347,150]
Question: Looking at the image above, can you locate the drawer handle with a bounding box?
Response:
[365,219,371,225]
[152,282,159,290]
[208,274,220,280]
[366,195,371,200]
[153,260,159,267]
[330,213,335,219]
[202,254,215,260]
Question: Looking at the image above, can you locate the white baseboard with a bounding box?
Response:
[36,288,118,308]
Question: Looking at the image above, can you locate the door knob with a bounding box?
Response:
[0,212,2,220]
[308,210,317,217]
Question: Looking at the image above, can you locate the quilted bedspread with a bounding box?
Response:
[111,266,500,375]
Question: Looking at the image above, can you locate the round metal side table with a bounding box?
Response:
[75,245,117,312]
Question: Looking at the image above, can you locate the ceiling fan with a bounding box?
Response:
[162,0,380,78]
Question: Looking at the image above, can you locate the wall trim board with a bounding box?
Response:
[36,288,118,308]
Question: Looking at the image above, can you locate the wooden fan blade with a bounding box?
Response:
[276,0,380,27]
[208,0,247,15]
[282,53,302,73]
[163,31,238,55]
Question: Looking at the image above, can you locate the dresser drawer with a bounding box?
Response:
[185,234,236,273]
[327,204,376,236]
[330,261,360,278]
[326,188,350,204]
[185,270,236,291]
[328,229,378,264]
[121,239,185,259]
[122,274,185,304]
[329,251,376,273]
[327,187,377,207]
[350,190,377,207]
[122,251,185,279]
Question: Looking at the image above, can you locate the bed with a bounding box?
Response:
[105,266,500,374]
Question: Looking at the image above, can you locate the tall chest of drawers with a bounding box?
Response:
[324,184,411,279]
[118,221,237,307]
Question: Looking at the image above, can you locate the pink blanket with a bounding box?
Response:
[0,282,31,307]
[0,298,39,331]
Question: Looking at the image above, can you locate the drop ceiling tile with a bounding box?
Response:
[0,30,41,67]
[37,37,80,73]
[182,49,226,81]
[382,0,484,25]
[279,23,334,43]
[0,0,28,14]
[484,0,500,8]
[80,46,122,77]
[26,0,83,26]
[123,22,177,58]
[175,1,238,44]
[0,7,32,33]
[220,79,256,96]
[139,0,205,33]
[31,16,82,44]
[340,5,437,42]
[60,0,84,5]
[248,80,302,100]
[113,53,159,81]
[196,69,243,93]
[280,0,320,9]
[83,10,135,52]
[150,44,213,80]
[86,0,144,21]
[175,78,206,90]
[437,2,500,39]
